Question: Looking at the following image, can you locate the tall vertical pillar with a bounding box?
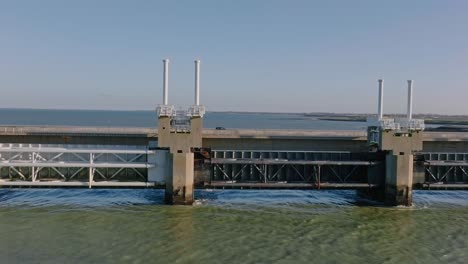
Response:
[379,130,423,206]
[156,59,205,205]
[166,153,195,205]
[159,116,203,205]
[366,79,424,206]
[384,151,414,206]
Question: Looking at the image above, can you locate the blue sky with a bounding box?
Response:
[0,0,467,114]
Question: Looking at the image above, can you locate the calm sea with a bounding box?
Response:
[0,189,467,264]
[0,108,368,130]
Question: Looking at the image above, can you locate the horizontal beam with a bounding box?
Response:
[421,183,468,189]
[208,158,377,166]
[207,181,378,189]
[212,150,352,154]
[1,126,467,142]
[0,180,156,187]
[0,162,153,168]
[0,147,153,154]
[425,161,468,166]
[0,126,155,136]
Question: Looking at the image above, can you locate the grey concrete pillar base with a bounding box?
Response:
[369,129,422,207]
[385,185,413,206]
[165,153,195,206]
[165,187,194,205]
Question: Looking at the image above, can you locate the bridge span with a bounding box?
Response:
[0,126,467,152]
[1,61,467,206]
[0,127,466,194]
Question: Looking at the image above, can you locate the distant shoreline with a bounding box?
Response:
[317,116,468,126]
[0,107,467,118]
[315,115,468,132]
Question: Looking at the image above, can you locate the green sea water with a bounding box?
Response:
[0,189,467,264]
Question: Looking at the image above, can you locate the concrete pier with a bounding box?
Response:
[366,118,426,206]
[154,58,205,205]
[167,152,194,204]
[157,115,203,205]
[367,127,424,206]
[380,130,423,206]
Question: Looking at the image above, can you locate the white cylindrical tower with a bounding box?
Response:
[378,79,384,120]
[163,59,169,105]
[195,60,200,106]
[407,80,413,120]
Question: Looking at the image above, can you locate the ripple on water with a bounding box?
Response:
[0,189,466,264]
[0,189,467,210]
[0,189,165,209]
[413,190,468,208]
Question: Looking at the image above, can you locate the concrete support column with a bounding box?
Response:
[158,116,202,205]
[165,153,195,205]
[384,152,414,206]
[367,129,423,206]
[157,60,205,205]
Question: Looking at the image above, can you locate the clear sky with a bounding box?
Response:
[0,0,467,114]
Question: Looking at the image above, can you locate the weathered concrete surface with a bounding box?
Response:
[379,130,424,206]
[205,130,467,152]
[158,117,203,205]
[0,126,467,152]
[380,130,424,154]
[1,126,467,141]
[165,153,194,205]
[384,153,414,206]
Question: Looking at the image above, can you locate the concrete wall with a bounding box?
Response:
[422,141,468,153]
[0,127,467,153]
[0,135,150,145]
[203,138,367,151]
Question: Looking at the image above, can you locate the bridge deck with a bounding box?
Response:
[0,125,467,141]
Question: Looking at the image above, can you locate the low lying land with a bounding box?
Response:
[304,113,468,132]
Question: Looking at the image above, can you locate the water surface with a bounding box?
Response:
[0,109,368,130]
[0,189,466,264]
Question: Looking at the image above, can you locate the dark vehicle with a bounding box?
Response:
[215,127,226,130]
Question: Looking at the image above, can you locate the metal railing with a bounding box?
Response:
[0,144,157,187]
[156,105,175,117]
[0,126,153,136]
[187,105,206,118]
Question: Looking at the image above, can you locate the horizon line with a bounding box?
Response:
[0,107,466,117]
